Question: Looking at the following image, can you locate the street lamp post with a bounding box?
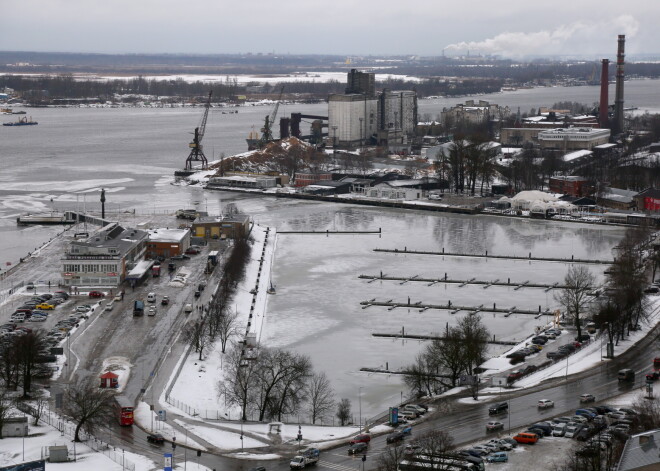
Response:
[359,387,363,432]
[601,322,608,361]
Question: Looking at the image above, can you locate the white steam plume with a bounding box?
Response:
[445,15,639,57]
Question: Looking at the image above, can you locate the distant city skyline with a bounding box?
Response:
[1,1,658,58]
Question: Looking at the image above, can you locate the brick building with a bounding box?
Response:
[549,176,592,197]
[634,188,660,212]
[146,228,191,259]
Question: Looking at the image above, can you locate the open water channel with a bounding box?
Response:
[1,81,653,415]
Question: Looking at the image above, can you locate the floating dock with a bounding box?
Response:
[278,228,381,235]
[373,247,613,265]
[359,274,566,291]
[360,299,553,317]
[372,332,517,345]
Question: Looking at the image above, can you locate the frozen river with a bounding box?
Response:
[248,200,624,417]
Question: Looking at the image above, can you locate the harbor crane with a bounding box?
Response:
[259,86,284,146]
[185,91,212,170]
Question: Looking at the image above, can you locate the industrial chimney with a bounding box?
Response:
[599,59,609,128]
[614,35,625,134]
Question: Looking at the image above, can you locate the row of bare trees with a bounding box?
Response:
[554,226,652,355]
[0,331,47,398]
[222,346,335,424]
[435,136,499,195]
[403,315,490,398]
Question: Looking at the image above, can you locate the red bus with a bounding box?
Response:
[116,396,134,426]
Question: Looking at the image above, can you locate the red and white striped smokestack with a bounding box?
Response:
[614,34,625,134]
[599,59,609,128]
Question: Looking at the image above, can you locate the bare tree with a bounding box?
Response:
[336,398,351,426]
[223,346,260,421]
[183,320,212,361]
[403,429,456,470]
[0,341,21,391]
[555,266,596,340]
[458,314,489,376]
[377,444,406,471]
[31,393,49,426]
[63,379,116,442]
[403,351,440,397]
[0,389,16,439]
[216,309,238,354]
[307,372,334,424]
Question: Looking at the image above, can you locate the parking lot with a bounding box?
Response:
[0,211,229,399]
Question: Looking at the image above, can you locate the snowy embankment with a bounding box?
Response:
[162,225,274,420]
[147,225,361,454]
[475,295,660,395]
[0,413,158,471]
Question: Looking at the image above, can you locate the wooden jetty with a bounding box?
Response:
[278,228,381,235]
[372,332,517,346]
[358,274,568,290]
[373,247,613,265]
[360,299,553,317]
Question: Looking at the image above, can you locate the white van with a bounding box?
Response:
[105,300,114,311]
[147,293,156,303]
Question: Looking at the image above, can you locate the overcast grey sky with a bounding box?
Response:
[1,1,657,58]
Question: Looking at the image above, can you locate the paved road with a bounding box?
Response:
[245,323,659,471]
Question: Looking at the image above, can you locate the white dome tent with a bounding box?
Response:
[498,190,577,217]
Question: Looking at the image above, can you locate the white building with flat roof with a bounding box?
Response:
[537,127,610,150]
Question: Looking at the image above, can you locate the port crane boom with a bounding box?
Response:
[259,86,284,146]
[185,91,212,170]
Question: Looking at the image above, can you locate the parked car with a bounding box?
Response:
[487,439,512,451]
[527,428,545,439]
[576,409,597,420]
[35,303,54,310]
[565,424,584,438]
[486,421,504,432]
[579,394,596,403]
[552,423,567,437]
[88,291,104,298]
[404,444,422,455]
[594,405,615,414]
[513,433,538,444]
[404,404,426,416]
[76,305,92,313]
[348,442,368,455]
[487,452,508,463]
[538,399,554,409]
[349,434,371,445]
[531,336,548,345]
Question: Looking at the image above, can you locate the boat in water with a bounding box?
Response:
[3,116,38,126]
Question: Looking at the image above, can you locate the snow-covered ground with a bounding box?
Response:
[0,418,159,471]
[163,225,274,421]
